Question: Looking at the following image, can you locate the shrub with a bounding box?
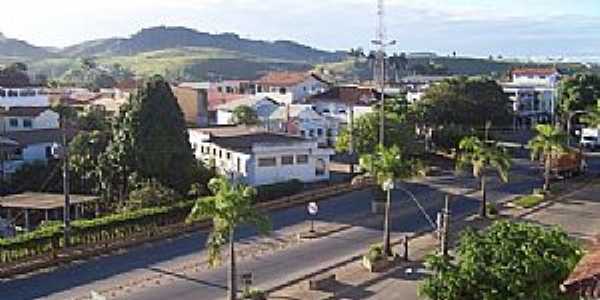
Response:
[366,244,384,262]
[487,203,499,216]
[126,179,178,209]
[242,288,266,300]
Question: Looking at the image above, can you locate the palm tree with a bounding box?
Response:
[360,145,416,257]
[187,177,271,300]
[528,124,567,192]
[457,136,511,218]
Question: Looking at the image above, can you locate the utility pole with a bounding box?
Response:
[440,195,450,257]
[61,115,71,247]
[372,0,396,147]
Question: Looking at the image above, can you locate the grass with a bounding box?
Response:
[513,194,545,209]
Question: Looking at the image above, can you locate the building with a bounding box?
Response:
[0,107,59,132]
[500,68,561,128]
[0,86,49,107]
[255,72,330,104]
[308,85,375,123]
[189,126,334,186]
[216,95,280,126]
[561,242,600,299]
[173,83,210,127]
[268,104,339,147]
[399,75,454,103]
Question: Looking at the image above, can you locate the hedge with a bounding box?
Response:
[0,199,207,264]
[256,180,304,202]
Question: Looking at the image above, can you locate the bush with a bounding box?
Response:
[242,288,266,300]
[487,203,499,216]
[126,179,178,209]
[256,179,303,202]
[366,244,384,262]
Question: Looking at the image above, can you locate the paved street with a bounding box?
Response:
[2,156,595,300]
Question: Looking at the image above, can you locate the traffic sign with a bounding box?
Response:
[307,202,318,216]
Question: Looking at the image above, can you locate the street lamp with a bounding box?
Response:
[567,110,587,147]
[381,178,394,256]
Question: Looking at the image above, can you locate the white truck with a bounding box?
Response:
[580,128,600,149]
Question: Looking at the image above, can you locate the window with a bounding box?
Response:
[7,90,18,97]
[0,89,5,97]
[309,129,315,137]
[317,128,323,137]
[296,155,308,164]
[323,109,330,114]
[258,157,277,167]
[315,159,326,176]
[279,87,287,94]
[338,109,347,114]
[237,157,241,173]
[45,146,53,159]
[23,119,32,128]
[217,87,223,93]
[219,150,223,159]
[226,86,234,93]
[300,130,306,137]
[9,118,18,127]
[213,148,217,156]
[200,146,205,153]
[226,152,231,160]
[281,155,294,165]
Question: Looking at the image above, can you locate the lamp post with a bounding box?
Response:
[382,178,394,257]
[567,110,587,147]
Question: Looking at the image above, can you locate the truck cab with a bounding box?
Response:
[580,128,600,149]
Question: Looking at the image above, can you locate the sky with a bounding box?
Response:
[1,0,599,58]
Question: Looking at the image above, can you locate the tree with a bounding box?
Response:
[112,76,197,194]
[336,110,418,156]
[230,105,260,125]
[420,221,582,300]
[528,124,567,192]
[187,177,270,300]
[580,103,600,128]
[360,145,418,257]
[69,131,110,194]
[559,73,600,118]
[416,77,512,131]
[0,62,31,87]
[457,136,511,218]
[76,106,111,132]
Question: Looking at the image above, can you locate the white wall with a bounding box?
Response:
[2,110,59,132]
[512,74,559,87]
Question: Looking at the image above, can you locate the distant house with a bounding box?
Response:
[308,85,375,123]
[189,126,334,186]
[178,81,253,125]
[1,128,76,176]
[500,68,561,128]
[216,95,280,126]
[0,107,59,132]
[399,75,454,103]
[255,72,330,103]
[268,104,339,147]
[0,86,49,107]
[173,83,210,127]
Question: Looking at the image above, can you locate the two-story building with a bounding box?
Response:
[216,95,280,126]
[255,72,330,104]
[173,83,211,127]
[268,104,339,147]
[189,126,334,186]
[500,68,561,128]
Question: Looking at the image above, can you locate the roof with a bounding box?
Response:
[0,193,98,210]
[257,72,328,87]
[178,82,211,90]
[0,106,52,117]
[216,95,277,111]
[308,86,375,105]
[191,126,308,154]
[115,78,140,90]
[512,68,559,77]
[562,243,600,297]
[4,128,77,146]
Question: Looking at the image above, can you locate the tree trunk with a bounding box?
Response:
[544,153,551,192]
[228,227,237,300]
[383,188,392,257]
[480,175,487,218]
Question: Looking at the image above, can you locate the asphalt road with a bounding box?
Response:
[2,156,597,300]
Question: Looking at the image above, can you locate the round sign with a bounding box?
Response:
[307,202,318,216]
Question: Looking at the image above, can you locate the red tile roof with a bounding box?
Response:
[257,72,326,87]
[562,241,600,297]
[512,68,558,77]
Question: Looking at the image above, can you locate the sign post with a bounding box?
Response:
[307,202,318,233]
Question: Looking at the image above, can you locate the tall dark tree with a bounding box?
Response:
[123,75,196,194]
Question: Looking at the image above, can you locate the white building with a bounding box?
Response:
[399,75,454,103]
[216,95,280,126]
[500,68,561,127]
[1,107,60,132]
[268,104,339,147]
[0,87,49,107]
[255,72,330,104]
[308,85,375,124]
[189,126,334,186]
